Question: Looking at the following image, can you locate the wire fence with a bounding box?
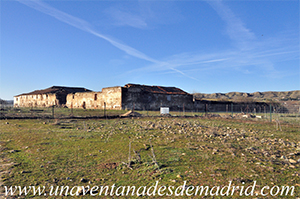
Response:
[136,103,300,126]
[0,106,127,119]
[1,104,299,126]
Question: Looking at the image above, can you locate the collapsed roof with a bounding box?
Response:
[15,86,91,97]
[15,84,190,97]
[124,84,190,95]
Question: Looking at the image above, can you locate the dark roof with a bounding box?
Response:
[124,84,190,95]
[15,86,91,97]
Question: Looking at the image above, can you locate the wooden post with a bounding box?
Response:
[52,105,54,118]
[71,103,73,116]
[128,141,131,168]
[270,105,272,122]
[104,102,106,118]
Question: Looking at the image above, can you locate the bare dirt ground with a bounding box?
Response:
[0,157,15,199]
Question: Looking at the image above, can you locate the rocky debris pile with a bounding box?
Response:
[161,113,172,117]
[234,113,263,119]
[120,111,142,117]
[203,114,221,118]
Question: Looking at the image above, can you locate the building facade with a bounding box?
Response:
[65,84,193,111]
[121,84,193,111]
[14,86,91,107]
[66,86,122,110]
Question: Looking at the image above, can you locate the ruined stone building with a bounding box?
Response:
[14,86,91,107]
[66,84,193,111]
[122,84,193,110]
[14,83,274,113]
[14,84,192,110]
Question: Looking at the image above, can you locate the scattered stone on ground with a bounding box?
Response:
[98,162,119,170]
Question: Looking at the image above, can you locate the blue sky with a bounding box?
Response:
[1,0,299,100]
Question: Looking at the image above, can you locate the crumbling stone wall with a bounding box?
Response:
[121,86,193,111]
[66,86,122,110]
[14,86,90,108]
[14,94,58,107]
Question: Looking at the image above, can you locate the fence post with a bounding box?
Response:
[270,105,272,122]
[71,103,73,116]
[104,102,106,118]
[231,103,233,117]
[52,105,55,118]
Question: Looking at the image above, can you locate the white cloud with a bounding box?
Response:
[207,0,255,50]
[104,7,148,29]
[17,0,197,80]
[127,28,298,79]
[17,0,298,80]
[103,1,184,29]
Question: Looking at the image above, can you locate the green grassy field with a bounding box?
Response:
[0,114,299,198]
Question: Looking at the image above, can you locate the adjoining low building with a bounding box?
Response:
[14,86,91,107]
[194,99,271,113]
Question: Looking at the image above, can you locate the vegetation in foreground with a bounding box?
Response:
[0,116,299,198]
